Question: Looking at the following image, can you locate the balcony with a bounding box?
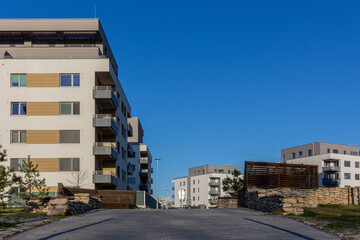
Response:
[140,157,149,165]
[93,86,118,110]
[93,142,118,161]
[209,181,221,187]
[127,164,134,175]
[209,199,218,205]
[93,114,118,135]
[139,169,149,178]
[93,170,117,185]
[139,184,149,191]
[322,178,340,187]
[322,166,340,172]
[209,189,220,195]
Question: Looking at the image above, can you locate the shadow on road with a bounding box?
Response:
[39,218,114,240]
[243,218,315,240]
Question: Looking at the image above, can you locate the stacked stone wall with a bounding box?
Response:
[241,187,358,215]
[218,197,238,208]
[28,193,102,216]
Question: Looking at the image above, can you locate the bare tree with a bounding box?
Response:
[66,169,89,188]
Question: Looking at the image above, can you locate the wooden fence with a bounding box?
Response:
[244,161,318,189]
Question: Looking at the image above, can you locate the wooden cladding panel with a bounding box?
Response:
[29,186,58,193]
[27,102,59,116]
[27,74,60,87]
[244,161,318,189]
[27,130,60,144]
[31,158,59,172]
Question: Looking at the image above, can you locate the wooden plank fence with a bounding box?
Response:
[244,161,318,189]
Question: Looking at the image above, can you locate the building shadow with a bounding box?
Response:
[39,218,114,240]
[243,218,316,240]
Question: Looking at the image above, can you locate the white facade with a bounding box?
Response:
[172,165,242,208]
[0,19,135,193]
[285,153,360,188]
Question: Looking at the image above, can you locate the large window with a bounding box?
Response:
[11,103,27,115]
[11,74,27,87]
[344,173,351,179]
[356,174,360,180]
[60,102,80,115]
[59,130,80,143]
[298,151,302,156]
[10,158,26,171]
[356,162,359,168]
[11,130,26,143]
[344,161,351,167]
[292,153,296,159]
[308,149,312,156]
[59,158,79,171]
[60,74,80,87]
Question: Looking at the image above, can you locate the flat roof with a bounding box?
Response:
[282,142,359,150]
[0,19,100,31]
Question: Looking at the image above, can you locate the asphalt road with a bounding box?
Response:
[9,208,339,240]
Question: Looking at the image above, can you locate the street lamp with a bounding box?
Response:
[155,158,161,209]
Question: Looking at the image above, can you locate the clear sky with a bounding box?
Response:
[3,0,360,198]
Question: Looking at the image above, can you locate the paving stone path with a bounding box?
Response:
[9,208,339,240]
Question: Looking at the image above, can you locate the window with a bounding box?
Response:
[308,149,312,156]
[10,158,26,171]
[180,182,181,186]
[122,147,126,160]
[122,170,126,182]
[298,151,302,156]
[198,188,200,192]
[11,103,26,115]
[282,154,285,161]
[122,125,126,139]
[344,151,347,154]
[194,171,196,176]
[193,180,195,184]
[193,188,195,193]
[351,151,359,156]
[59,158,79,171]
[121,101,126,116]
[183,181,185,186]
[202,169,205,174]
[11,130,26,143]
[60,74,80,87]
[60,102,80,115]
[198,196,200,201]
[193,197,195,201]
[117,166,120,178]
[327,149,330,153]
[344,161,351,167]
[219,169,224,173]
[198,179,200,184]
[11,74,26,87]
[344,173,351,179]
[128,177,135,184]
[333,149,338,154]
[214,169,217,172]
[356,162,360,168]
[356,174,360,180]
[292,153,295,159]
[228,170,231,174]
[59,130,80,143]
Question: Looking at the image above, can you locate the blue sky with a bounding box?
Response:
[3,0,360,197]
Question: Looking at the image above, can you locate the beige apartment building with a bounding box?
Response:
[0,19,151,194]
[282,142,360,188]
[172,165,242,208]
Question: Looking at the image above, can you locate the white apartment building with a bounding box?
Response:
[172,165,242,208]
[0,19,146,194]
[282,142,360,188]
[127,117,153,194]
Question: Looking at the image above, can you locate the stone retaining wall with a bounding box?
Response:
[28,193,102,216]
[218,197,238,208]
[242,187,359,215]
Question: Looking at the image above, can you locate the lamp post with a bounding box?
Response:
[155,158,161,209]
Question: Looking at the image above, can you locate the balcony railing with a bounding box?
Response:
[93,86,118,109]
[140,157,149,164]
[93,170,117,185]
[93,142,118,160]
[209,181,221,187]
[322,166,340,172]
[209,199,218,205]
[209,189,220,195]
[93,114,118,134]
[322,178,340,187]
